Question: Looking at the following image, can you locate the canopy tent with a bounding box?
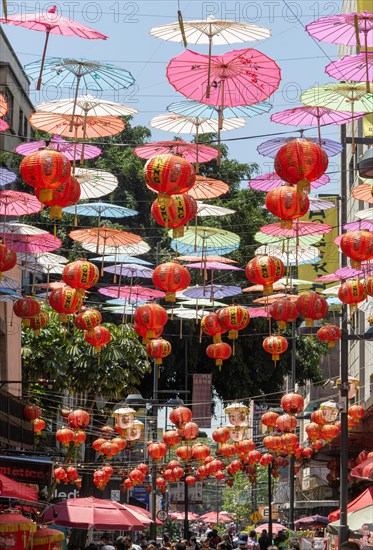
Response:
[328,486,373,522]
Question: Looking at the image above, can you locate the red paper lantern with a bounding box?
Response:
[215,470,226,481]
[129,468,144,484]
[248,450,262,464]
[135,323,163,344]
[348,404,365,423]
[173,466,185,480]
[74,308,102,331]
[147,441,168,460]
[92,438,106,452]
[62,260,99,296]
[281,393,304,415]
[49,286,83,322]
[134,303,168,339]
[276,414,297,433]
[303,447,314,459]
[263,435,282,453]
[152,262,191,302]
[0,243,17,279]
[236,439,256,454]
[33,418,46,433]
[340,230,373,269]
[265,185,310,228]
[212,427,230,444]
[317,324,341,348]
[24,404,42,421]
[13,297,40,324]
[261,411,279,432]
[305,422,322,442]
[274,139,329,194]
[192,443,210,461]
[269,299,298,330]
[263,335,288,362]
[29,311,49,334]
[66,466,79,481]
[260,453,274,466]
[68,409,90,429]
[84,326,111,353]
[20,149,71,202]
[364,276,373,297]
[144,154,196,196]
[151,194,197,237]
[73,430,87,446]
[169,406,192,428]
[163,430,182,447]
[176,445,193,461]
[101,441,120,459]
[185,475,196,485]
[206,342,232,368]
[321,423,340,443]
[246,255,284,295]
[54,467,67,481]
[35,174,81,219]
[219,444,236,458]
[56,427,74,446]
[281,433,299,454]
[338,280,366,315]
[111,437,127,451]
[156,477,166,488]
[296,291,328,327]
[311,410,328,426]
[146,338,171,365]
[182,421,199,440]
[201,313,226,343]
[228,459,243,474]
[217,305,250,340]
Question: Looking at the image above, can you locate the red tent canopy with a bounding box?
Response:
[0,473,38,502]
[328,486,373,522]
[351,457,373,481]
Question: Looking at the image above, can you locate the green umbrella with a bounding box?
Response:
[170,226,240,252]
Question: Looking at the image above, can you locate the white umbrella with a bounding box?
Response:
[255,245,321,266]
[166,305,205,336]
[321,284,341,296]
[0,276,22,291]
[309,197,336,211]
[197,202,235,217]
[73,168,118,200]
[358,297,373,313]
[254,232,322,246]
[355,208,373,221]
[150,113,245,134]
[3,222,48,236]
[35,94,138,118]
[16,252,68,266]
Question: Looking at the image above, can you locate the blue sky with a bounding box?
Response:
[2,0,342,194]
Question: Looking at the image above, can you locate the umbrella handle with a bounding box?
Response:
[37,31,50,91]
[206,36,213,99]
[177,10,188,48]
[69,75,81,133]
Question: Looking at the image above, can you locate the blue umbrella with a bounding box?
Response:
[183,284,241,301]
[63,202,138,227]
[0,288,21,297]
[106,298,146,306]
[167,99,272,120]
[170,240,239,256]
[104,263,153,284]
[91,255,153,266]
[0,168,17,186]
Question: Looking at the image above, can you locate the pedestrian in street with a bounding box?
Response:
[258,530,271,550]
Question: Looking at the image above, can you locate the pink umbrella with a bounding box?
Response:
[166,49,281,125]
[0,119,9,131]
[260,221,332,238]
[184,261,242,271]
[199,511,232,523]
[314,274,340,282]
[344,220,373,231]
[0,190,42,221]
[247,307,268,317]
[177,255,237,264]
[0,6,108,89]
[249,172,330,192]
[352,184,373,205]
[326,53,373,93]
[4,233,62,254]
[99,285,165,302]
[134,140,218,164]
[255,523,287,534]
[15,135,102,162]
[243,283,289,292]
[257,136,342,158]
[270,106,365,143]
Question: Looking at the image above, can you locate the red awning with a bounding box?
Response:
[0,473,38,502]
[328,486,373,522]
[351,457,373,481]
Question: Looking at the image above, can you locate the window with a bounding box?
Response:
[1,88,14,127]
[18,109,23,136]
[23,115,28,139]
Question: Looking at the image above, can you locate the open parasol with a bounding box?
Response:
[352,184,373,204]
[171,226,240,251]
[69,227,142,258]
[255,245,321,266]
[254,232,322,247]
[249,172,330,192]
[326,53,373,93]
[197,202,235,217]
[0,168,17,186]
[72,168,118,200]
[91,255,153,266]
[29,112,125,140]
[99,285,165,302]
[15,135,101,162]
[243,283,290,293]
[1,7,108,90]
[184,261,242,271]
[2,222,48,237]
[187,176,229,200]
[81,240,150,257]
[176,254,237,264]
[257,136,343,158]
[355,209,373,222]
[63,202,138,228]
[178,297,227,307]
[171,240,239,256]
[259,221,332,238]
[0,191,42,230]
[104,263,153,285]
[183,284,241,301]
[167,98,272,121]
[134,140,218,164]
[4,233,62,254]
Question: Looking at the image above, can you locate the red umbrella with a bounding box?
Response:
[43,497,145,529]
[0,6,107,89]
[134,140,218,164]
[125,503,162,525]
[329,486,373,522]
[0,473,38,501]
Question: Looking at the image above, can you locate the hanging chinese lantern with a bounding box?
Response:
[248,450,262,464]
[20,149,71,202]
[13,296,40,326]
[263,435,282,454]
[311,410,328,426]
[66,467,79,482]
[173,467,185,480]
[265,185,310,228]
[24,404,42,421]
[212,427,230,444]
[317,324,341,348]
[84,326,111,353]
[274,139,329,194]
[146,338,171,365]
[201,313,226,343]
[217,305,250,341]
[340,230,373,269]
[260,453,274,466]
[151,194,197,237]
[364,276,373,297]
[49,286,83,322]
[338,280,366,315]
[192,443,210,461]
[281,433,299,454]
[67,409,90,429]
[215,470,226,481]
[206,342,232,369]
[156,477,166,488]
[33,418,46,434]
[62,260,99,299]
[73,430,87,446]
[219,444,236,458]
[129,468,144,485]
[176,445,193,461]
[163,430,181,446]
[152,262,191,302]
[228,459,243,474]
[135,323,163,345]
[169,406,192,428]
[182,421,199,440]
[312,439,324,452]
[261,411,279,432]
[54,466,68,482]
[35,174,81,219]
[236,439,256,454]
[29,311,49,334]
[134,303,168,339]
[111,437,126,451]
[101,441,120,459]
[144,154,196,197]
[246,255,284,295]
[302,447,314,459]
[74,308,102,331]
[321,424,340,443]
[56,427,74,446]
[281,393,304,415]
[147,441,168,461]
[348,404,365,423]
[305,422,322,442]
[185,475,196,486]
[92,438,106,452]
[196,465,207,480]
[296,291,328,327]
[276,414,297,433]
[269,299,298,330]
[0,243,17,280]
[263,335,288,363]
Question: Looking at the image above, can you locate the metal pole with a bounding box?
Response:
[184,478,189,539]
[268,462,273,544]
[338,124,349,547]
[288,321,296,530]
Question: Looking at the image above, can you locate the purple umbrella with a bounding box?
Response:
[0,168,17,186]
[103,263,154,284]
[15,135,102,162]
[184,261,242,271]
[257,136,343,158]
[249,172,330,192]
[335,265,373,279]
[326,53,373,93]
[343,220,373,231]
[183,284,241,301]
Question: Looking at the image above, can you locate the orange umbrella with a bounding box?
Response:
[0,93,8,117]
[253,293,298,305]
[29,112,125,139]
[243,283,289,293]
[352,183,373,205]
[187,175,229,199]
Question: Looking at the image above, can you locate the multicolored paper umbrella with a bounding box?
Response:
[4,233,62,254]
[63,202,138,227]
[0,168,17,186]
[72,168,118,200]
[171,226,240,251]
[90,255,153,266]
[259,221,332,238]
[176,254,237,264]
[183,284,241,300]
[69,227,142,256]
[254,232,322,247]
[2,222,48,236]
[197,203,235,217]
[326,53,373,93]
[99,285,165,302]
[344,220,373,231]
[184,261,242,271]
[187,176,229,200]
[0,276,22,291]
[352,184,373,204]
[104,264,153,279]
[249,172,330,192]
[0,7,108,89]
[0,120,9,132]
[355,209,373,222]
[150,113,246,134]
[134,140,218,164]
[257,136,343,158]
[255,245,321,266]
[243,283,289,293]
[80,240,150,257]
[171,241,239,256]
[0,191,42,222]
[167,98,272,120]
[29,112,125,140]
[15,135,101,162]
[177,298,227,307]
[17,252,68,266]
